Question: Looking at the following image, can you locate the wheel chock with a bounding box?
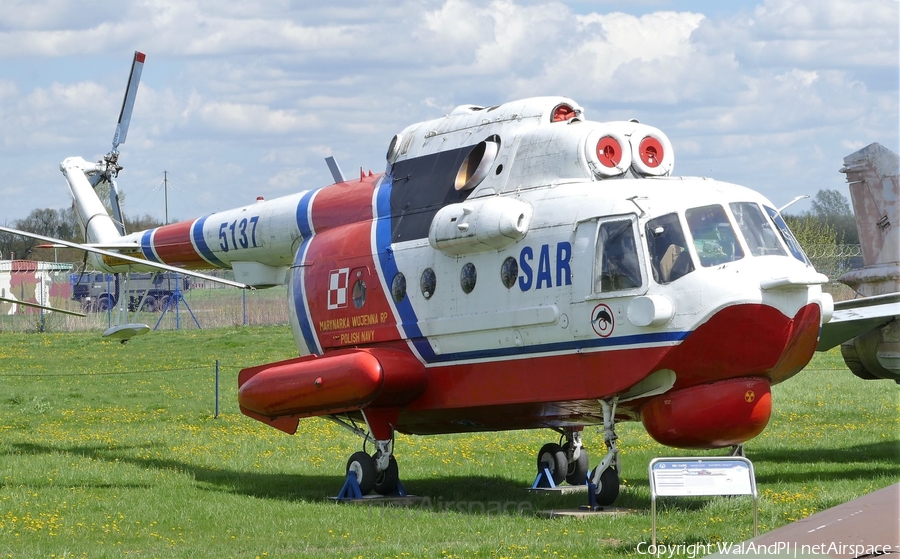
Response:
[585,480,598,511]
[531,464,557,489]
[335,473,411,500]
[393,478,408,497]
[335,471,363,500]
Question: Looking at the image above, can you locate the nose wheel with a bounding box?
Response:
[535,428,590,487]
[562,439,590,485]
[536,443,568,486]
[588,397,621,507]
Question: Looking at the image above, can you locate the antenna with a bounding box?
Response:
[778,195,809,213]
[163,170,169,225]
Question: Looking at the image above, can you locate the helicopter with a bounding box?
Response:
[9,52,843,506]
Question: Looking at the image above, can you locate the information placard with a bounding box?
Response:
[651,459,754,497]
[649,457,758,545]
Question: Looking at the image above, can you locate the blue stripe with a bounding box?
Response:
[292,190,320,355]
[192,216,227,267]
[373,172,689,365]
[140,229,159,262]
[295,189,316,238]
[373,173,437,361]
[417,330,689,364]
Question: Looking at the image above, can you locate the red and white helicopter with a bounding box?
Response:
[8,52,843,505]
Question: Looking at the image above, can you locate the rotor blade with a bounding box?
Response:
[0,295,87,317]
[0,225,253,290]
[112,51,146,151]
[325,156,346,183]
[108,177,126,236]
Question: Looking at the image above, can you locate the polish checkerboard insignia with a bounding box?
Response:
[327,268,350,310]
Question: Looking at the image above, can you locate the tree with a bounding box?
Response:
[784,213,843,278]
[809,189,859,244]
[0,208,78,260]
[125,213,165,233]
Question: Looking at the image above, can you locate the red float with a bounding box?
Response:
[237,348,427,432]
[640,376,772,448]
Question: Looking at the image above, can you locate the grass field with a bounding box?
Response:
[1,327,897,558]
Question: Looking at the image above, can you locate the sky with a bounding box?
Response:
[0,0,897,225]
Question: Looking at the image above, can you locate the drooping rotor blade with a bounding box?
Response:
[0,225,253,291]
[0,295,87,318]
[108,176,126,236]
[325,156,346,183]
[111,51,146,152]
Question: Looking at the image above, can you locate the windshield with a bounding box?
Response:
[685,205,744,266]
[764,206,810,264]
[730,202,787,257]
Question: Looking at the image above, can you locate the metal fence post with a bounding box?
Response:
[215,359,220,419]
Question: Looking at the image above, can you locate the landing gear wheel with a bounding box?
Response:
[373,454,399,496]
[563,442,589,486]
[593,466,619,507]
[346,451,376,496]
[141,296,157,312]
[537,443,568,486]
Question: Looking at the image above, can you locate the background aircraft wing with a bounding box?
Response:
[817,293,900,351]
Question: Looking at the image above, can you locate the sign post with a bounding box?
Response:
[649,457,758,545]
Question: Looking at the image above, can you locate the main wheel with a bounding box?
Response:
[536,443,568,486]
[562,442,589,486]
[593,466,620,507]
[346,451,376,496]
[141,296,157,312]
[373,454,399,496]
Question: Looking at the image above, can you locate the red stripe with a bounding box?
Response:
[151,221,207,268]
[309,174,379,233]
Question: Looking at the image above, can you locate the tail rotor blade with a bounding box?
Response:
[112,51,146,151]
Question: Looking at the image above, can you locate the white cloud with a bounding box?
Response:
[0,0,895,222]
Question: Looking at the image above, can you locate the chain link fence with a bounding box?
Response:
[0,267,289,334]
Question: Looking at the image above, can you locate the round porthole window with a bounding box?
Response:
[500,257,518,289]
[352,279,367,309]
[460,263,477,294]
[421,268,436,299]
[391,272,407,303]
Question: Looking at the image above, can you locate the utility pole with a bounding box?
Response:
[163,170,169,225]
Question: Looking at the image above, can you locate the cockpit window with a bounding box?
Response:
[764,206,810,264]
[686,205,744,267]
[646,213,694,284]
[729,202,787,257]
[595,219,642,292]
